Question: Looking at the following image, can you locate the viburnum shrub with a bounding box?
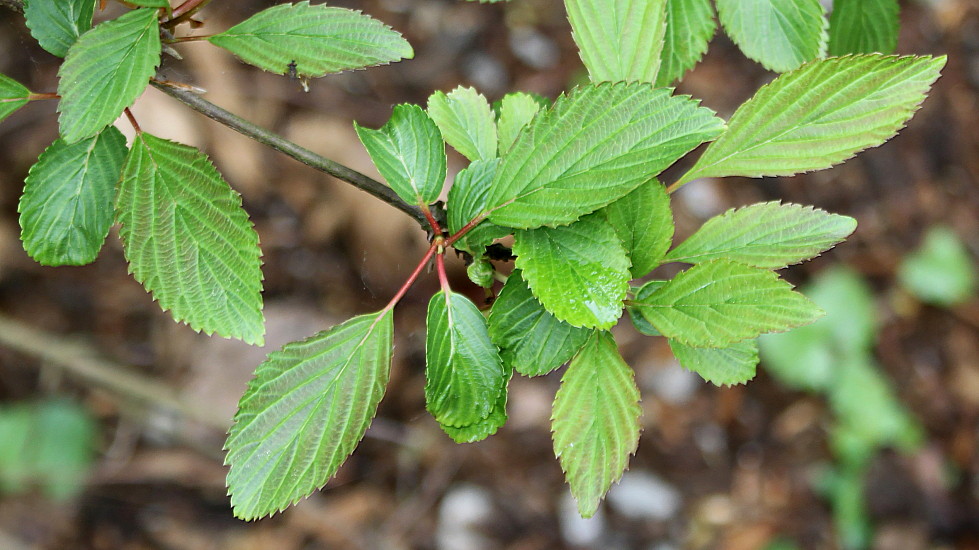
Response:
[1,0,943,520]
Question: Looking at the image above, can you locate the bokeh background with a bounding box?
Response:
[1,0,978,548]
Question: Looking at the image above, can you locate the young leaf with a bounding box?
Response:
[427,87,497,162]
[440,367,511,443]
[565,0,668,84]
[513,213,631,329]
[496,92,542,154]
[668,338,759,386]
[829,0,899,56]
[898,226,977,307]
[634,259,823,347]
[0,73,31,125]
[665,202,857,268]
[488,270,590,377]
[627,280,665,336]
[446,159,509,253]
[57,8,161,143]
[603,181,674,278]
[208,1,413,78]
[484,82,724,229]
[676,54,946,186]
[552,331,641,518]
[354,104,446,206]
[715,0,827,73]
[117,133,265,345]
[19,127,128,266]
[225,311,393,520]
[655,0,716,87]
[425,291,506,428]
[23,0,95,58]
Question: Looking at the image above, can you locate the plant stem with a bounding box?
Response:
[27,92,59,101]
[167,0,210,21]
[445,214,486,247]
[124,107,141,133]
[422,204,443,236]
[149,79,428,228]
[435,251,450,292]
[385,243,438,311]
[165,34,212,43]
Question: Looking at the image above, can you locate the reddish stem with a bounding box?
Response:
[124,108,141,134]
[383,243,438,312]
[168,0,208,19]
[435,250,450,293]
[444,214,485,247]
[27,92,59,101]
[422,204,442,236]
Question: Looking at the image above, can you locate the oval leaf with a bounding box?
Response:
[117,133,265,345]
[425,291,505,428]
[355,104,446,206]
[677,54,946,186]
[427,86,497,162]
[496,92,542,154]
[668,338,759,386]
[226,311,393,520]
[552,331,641,518]
[513,213,631,329]
[208,1,413,78]
[488,270,591,376]
[566,0,668,84]
[635,260,824,347]
[716,0,827,73]
[439,367,511,443]
[603,181,674,278]
[24,0,95,58]
[57,8,161,143]
[656,0,716,86]
[19,127,128,266]
[665,202,856,268]
[484,82,724,229]
[0,73,31,126]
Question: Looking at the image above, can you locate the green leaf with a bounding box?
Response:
[668,338,759,386]
[603,181,673,278]
[496,92,542,155]
[552,331,641,518]
[446,159,510,253]
[355,104,446,206]
[19,127,128,266]
[676,54,946,186]
[634,259,823,347]
[208,1,412,78]
[830,355,922,451]
[758,321,834,391]
[225,311,393,520]
[513,213,631,329]
[665,202,856,269]
[484,82,724,229]
[425,291,506,427]
[427,86,497,162]
[715,0,827,73]
[127,0,170,7]
[488,270,591,376]
[566,0,668,84]
[829,0,899,56]
[898,226,977,306]
[655,0,716,87]
[0,73,32,125]
[24,0,95,58]
[627,280,665,336]
[57,8,160,143]
[117,133,265,345]
[440,367,511,443]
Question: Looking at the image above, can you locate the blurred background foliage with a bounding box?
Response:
[0,0,978,549]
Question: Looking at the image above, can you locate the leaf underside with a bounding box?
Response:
[829,0,899,56]
[668,338,759,386]
[24,0,95,58]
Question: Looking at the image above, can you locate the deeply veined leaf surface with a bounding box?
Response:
[484,82,724,229]
[829,0,899,56]
[603,181,674,278]
[552,331,641,518]
[0,73,31,125]
[496,92,542,154]
[566,0,668,84]
[225,311,393,520]
[677,55,946,186]
[117,134,265,345]
[24,0,95,57]
[427,87,497,162]
[668,339,759,386]
[656,0,716,86]
[208,1,413,78]
[488,270,590,376]
[425,291,506,428]
[355,104,446,205]
[665,202,856,268]
[19,127,128,266]
[440,367,511,443]
[57,8,160,143]
[514,213,631,329]
[446,159,509,253]
[716,0,827,73]
[635,260,823,347]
